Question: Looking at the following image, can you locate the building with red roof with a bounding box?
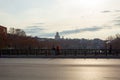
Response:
[0,25,7,48]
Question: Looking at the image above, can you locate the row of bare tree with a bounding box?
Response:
[6,34,56,49]
[107,34,120,49]
[1,33,120,49]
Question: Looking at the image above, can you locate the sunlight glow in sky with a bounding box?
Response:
[0,0,120,39]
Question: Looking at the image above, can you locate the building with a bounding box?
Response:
[0,25,7,36]
[0,25,7,48]
[55,32,60,40]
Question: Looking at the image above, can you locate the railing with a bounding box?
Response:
[0,49,120,58]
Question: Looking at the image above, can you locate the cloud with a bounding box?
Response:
[101,10,120,13]
[115,23,120,26]
[101,10,111,13]
[24,25,57,38]
[38,33,55,37]
[36,26,103,38]
[24,25,113,38]
[24,26,45,36]
[113,16,120,26]
[116,16,120,19]
[113,20,120,26]
[34,23,45,25]
[115,10,120,12]
[60,26,103,35]
[113,20,120,22]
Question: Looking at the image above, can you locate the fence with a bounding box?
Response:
[0,49,120,58]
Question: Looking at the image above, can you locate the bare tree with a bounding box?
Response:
[106,36,114,41]
[9,28,15,34]
[116,33,120,39]
[9,28,26,36]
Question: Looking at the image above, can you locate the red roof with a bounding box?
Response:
[0,25,7,29]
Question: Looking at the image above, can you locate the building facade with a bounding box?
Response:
[0,25,7,48]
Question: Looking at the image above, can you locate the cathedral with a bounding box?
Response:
[55,32,60,40]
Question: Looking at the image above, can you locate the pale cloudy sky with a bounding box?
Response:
[0,0,120,39]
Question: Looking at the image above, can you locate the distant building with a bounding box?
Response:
[0,25,7,48]
[0,25,7,36]
[55,32,60,40]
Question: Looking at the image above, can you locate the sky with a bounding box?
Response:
[0,0,120,39]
